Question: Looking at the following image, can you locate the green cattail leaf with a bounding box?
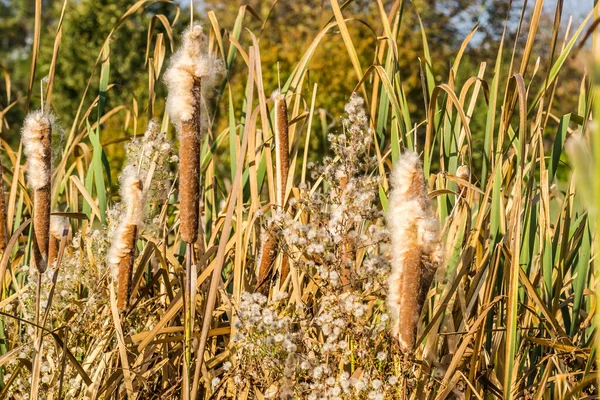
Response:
[549,114,570,183]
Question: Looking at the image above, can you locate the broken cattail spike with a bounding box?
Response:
[48,215,68,268]
[256,232,277,295]
[386,151,443,352]
[22,111,53,273]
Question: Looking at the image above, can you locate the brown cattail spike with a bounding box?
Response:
[22,111,53,273]
[387,152,443,352]
[274,92,291,284]
[274,92,290,208]
[164,24,222,244]
[117,224,138,311]
[256,232,277,295]
[178,78,202,244]
[108,168,145,312]
[0,165,8,252]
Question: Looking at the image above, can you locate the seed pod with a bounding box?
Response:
[22,111,52,273]
[386,152,443,352]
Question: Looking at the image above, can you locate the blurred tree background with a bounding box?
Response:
[0,0,587,182]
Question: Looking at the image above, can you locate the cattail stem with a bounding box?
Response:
[117,224,137,312]
[179,79,202,244]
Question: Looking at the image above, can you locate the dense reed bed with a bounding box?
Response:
[0,1,599,399]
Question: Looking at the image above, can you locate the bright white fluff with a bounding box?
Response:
[50,215,68,239]
[386,151,443,351]
[22,110,53,189]
[164,23,222,130]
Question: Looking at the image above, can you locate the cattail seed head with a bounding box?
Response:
[165,23,222,244]
[386,152,443,352]
[22,110,53,273]
[108,167,146,311]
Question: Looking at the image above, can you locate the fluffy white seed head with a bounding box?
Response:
[50,215,68,240]
[120,165,146,226]
[164,23,222,130]
[22,110,53,189]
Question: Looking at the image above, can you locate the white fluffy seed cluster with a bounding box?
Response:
[164,23,222,131]
[50,215,68,240]
[22,110,53,189]
[107,166,145,280]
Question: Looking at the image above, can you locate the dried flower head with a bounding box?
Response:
[386,151,443,352]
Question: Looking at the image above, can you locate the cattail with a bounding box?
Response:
[274,92,290,208]
[22,111,53,273]
[0,165,7,252]
[108,167,145,312]
[274,92,291,284]
[386,152,443,352]
[48,215,68,267]
[256,231,277,294]
[164,23,221,244]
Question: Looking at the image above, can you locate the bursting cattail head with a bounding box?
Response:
[165,23,222,244]
[22,111,53,189]
[108,167,146,311]
[386,152,443,352]
[164,23,222,131]
[22,110,53,273]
